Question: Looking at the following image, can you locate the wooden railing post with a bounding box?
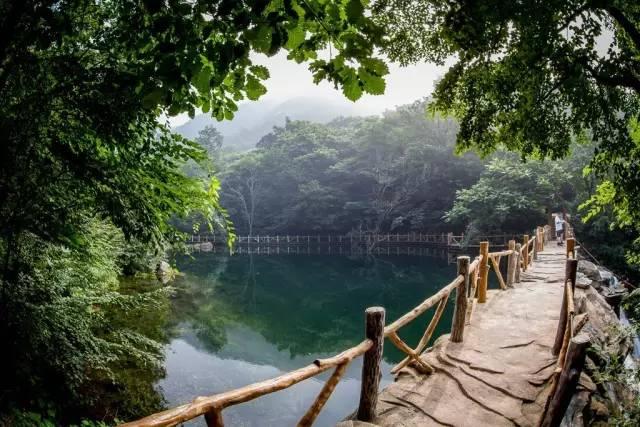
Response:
[537,226,544,252]
[566,237,575,259]
[532,233,539,261]
[541,333,591,427]
[478,242,489,303]
[451,256,470,342]
[552,259,578,355]
[357,307,385,422]
[204,408,224,427]
[506,240,516,286]
[523,234,530,270]
[514,243,522,283]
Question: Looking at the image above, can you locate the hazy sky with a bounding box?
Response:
[169,52,447,126]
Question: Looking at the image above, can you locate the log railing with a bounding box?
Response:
[123,227,550,427]
[541,258,591,427]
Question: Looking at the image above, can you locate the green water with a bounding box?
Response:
[157,252,458,426]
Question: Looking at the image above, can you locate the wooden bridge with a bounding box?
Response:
[189,232,521,248]
[123,225,586,427]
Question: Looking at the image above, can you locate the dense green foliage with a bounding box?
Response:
[0,0,388,423]
[374,0,640,263]
[217,102,484,235]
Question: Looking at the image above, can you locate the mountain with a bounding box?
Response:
[173,96,376,151]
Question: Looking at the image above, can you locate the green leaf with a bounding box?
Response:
[345,0,364,24]
[286,26,305,49]
[250,24,273,53]
[358,68,385,95]
[193,64,212,94]
[142,88,164,108]
[249,65,270,80]
[342,79,362,101]
[246,75,267,100]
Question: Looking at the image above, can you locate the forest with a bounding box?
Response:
[1,0,640,426]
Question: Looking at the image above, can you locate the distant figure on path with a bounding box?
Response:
[555,214,565,246]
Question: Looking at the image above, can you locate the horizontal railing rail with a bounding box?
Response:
[123,226,553,427]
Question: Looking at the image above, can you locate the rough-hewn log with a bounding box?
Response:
[533,233,539,261]
[357,307,385,422]
[506,240,516,286]
[387,331,434,374]
[478,242,489,303]
[541,333,591,427]
[298,362,349,426]
[384,277,460,333]
[566,238,576,259]
[487,249,513,257]
[391,295,448,374]
[552,260,578,356]
[523,235,530,270]
[204,409,224,427]
[515,243,522,283]
[489,255,507,290]
[451,256,470,342]
[120,340,372,427]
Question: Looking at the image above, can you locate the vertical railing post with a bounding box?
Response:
[478,242,489,303]
[523,234,530,271]
[451,256,470,342]
[357,307,385,422]
[204,408,224,427]
[533,232,539,261]
[566,237,575,259]
[515,243,522,283]
[506,240,516,286]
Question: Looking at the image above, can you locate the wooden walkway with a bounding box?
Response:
[371,244,566,427]
[123,227,586,427]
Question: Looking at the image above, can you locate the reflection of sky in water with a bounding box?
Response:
[159,326,393,427]
[157,253,458,426]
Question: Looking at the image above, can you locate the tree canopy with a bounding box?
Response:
[374,0,640,249]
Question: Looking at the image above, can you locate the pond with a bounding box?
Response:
[156,251,460,426]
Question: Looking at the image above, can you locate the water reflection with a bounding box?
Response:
[153,252,457,426]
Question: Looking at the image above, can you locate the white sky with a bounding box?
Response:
[169,52,447,126]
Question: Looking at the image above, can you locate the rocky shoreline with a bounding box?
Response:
[565,256,639,425]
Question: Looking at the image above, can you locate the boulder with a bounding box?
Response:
[578,260,600,281]
[576,272,592,289]
[155,261,174,284]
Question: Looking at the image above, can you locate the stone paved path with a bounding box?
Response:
[371,245,566,427]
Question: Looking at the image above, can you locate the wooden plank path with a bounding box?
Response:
[370,244,567,427]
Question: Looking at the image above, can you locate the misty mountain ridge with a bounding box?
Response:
[174,96,377,151]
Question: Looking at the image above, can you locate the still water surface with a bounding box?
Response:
[159,252,457,426]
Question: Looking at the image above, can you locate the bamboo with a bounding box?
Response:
[357,307,385,422]
[120,340,372,427]
[384,276,461,334]
[391,295,448,373]
[478,242,490,303]
[298,362,349,427]
[451,257,470,342]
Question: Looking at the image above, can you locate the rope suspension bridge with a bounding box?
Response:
[124,225,586,427]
